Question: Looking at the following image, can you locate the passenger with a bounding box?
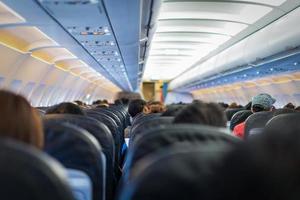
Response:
[74,100,84,106]
[228,102,239,109]
[45,102,85,115]
[283,102,295,110]
[233,93,275,139]
[295,106,300,111]
[173,101,227,127]
[0,90,43,149]
[93,99,109,108]
[147,101,166,114]
[124,99,147,138]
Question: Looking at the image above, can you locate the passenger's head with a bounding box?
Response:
[251,93,275,113]
[228,102,238,109]
[295,106,300,111]
[0,90,43,149]
[173,101,227,127]
[128,99,147,118]
[46,102,85,115]
[74,100,84,106]
[147,101,166,114]
[161,105,186,117]
[284,102,295,110]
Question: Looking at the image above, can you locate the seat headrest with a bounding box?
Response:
[244,111,273,138]
[230,110,252,130]
[43,122,105,200]
[130,117,174,143]
[132,113,161,126]
[0,139,74,200]
[119,142,233,200]
[266,113,300,132]
[125,124,239,173]
[225,108,244,121]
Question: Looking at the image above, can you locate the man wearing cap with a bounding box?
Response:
[233,93,276,139]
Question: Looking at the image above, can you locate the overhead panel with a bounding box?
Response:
[0,1,25,24]
[38,0,133,91]
[143,0,288,81]
[0,1,121,98]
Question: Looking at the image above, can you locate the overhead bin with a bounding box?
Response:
[169,6,300,90]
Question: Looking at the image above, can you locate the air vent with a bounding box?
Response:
[40,1,99,5]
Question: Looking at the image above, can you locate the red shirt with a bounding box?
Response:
[233,121,246,139]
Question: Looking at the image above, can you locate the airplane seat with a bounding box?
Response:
[93,108,124,133]
[229,110,252,131]
[129,117,174,145]
[108,107,128,127]
[86,111,121,145]
[266,113,300,132]
[86,110,123,178]
[124,124,239,179]
[131,113,161,127]
[43,122,105,200]
[43,115,115,200]
[244,111,274,139]
[225,108,245,121]
[101,108,126,129]
[67,169,92,200]
[118,142,234,200]
[0,139,74,200]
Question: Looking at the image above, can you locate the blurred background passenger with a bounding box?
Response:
[283,102,295,110]
[173,101,227,127]
[125,99,147,138]
[45,102,85,115]
[147,101,166,114]
[0,90,43,149]
[233,93,275,139]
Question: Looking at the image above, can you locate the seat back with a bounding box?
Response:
[0,139,74,200]
[230,110,252,130]
[125,124,239,176]
[67,169,92,200]
[119,142,234,200]
[266,113,300,131]
[132,113,161,127]
[244,111,273,138]
[43,122,106,200]
[129,117,174,144]
[225,108,244,121]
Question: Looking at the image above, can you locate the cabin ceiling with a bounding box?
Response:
[143,0,299,81]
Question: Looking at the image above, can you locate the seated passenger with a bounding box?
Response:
[45,102,85,115]
[147,101,166,114]
[0,90,43,149]
[283,102,295,110]
[93,99,109,108]
[124,99,147,138]
[173,101,227,127]
[233,93,275,139]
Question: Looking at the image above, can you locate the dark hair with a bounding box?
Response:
[46,102,85,115]
[0,90,43,149]
[284,102,295,110]
[251,104,268,113]
[74,100,84,106]
[295,106,300,111]
[128,99,147,118]
[161,105,186,117]
[173,102,227,127]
